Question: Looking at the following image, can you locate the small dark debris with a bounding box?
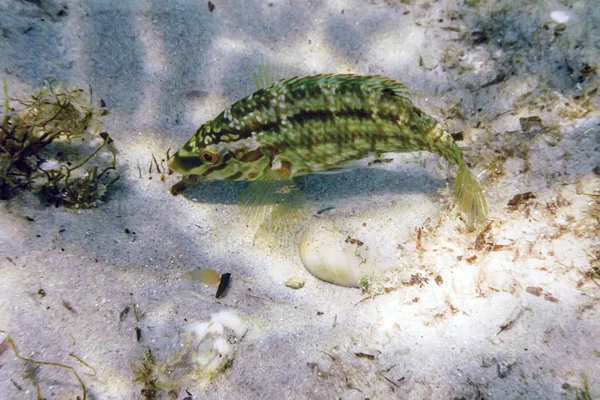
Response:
[579,63,597,77]
[316,311,324,316]
[316,206,335,215]
[10,379,22,391]
[403,273,429,287]
[508,192,536,207]
[125,228,130,234]
[216,273,231,298]
[471,30,489,45]
[354,352,375,360]
[135,327,142,342]
[58,228,65,233]
[61,299,76,313]
[207,1,215,12]
[57,6,68,17]
[25,216,35,222]
[383,375,400,388]
[6,257,16,266]
[345,235,364,246]
[99,131,113,143]
[441,25,461,32]
[481,73,506,89]
[525,286,542,297]
[544,293,559,303]
[185,89,208,99]
[472,222,506,252]
[519,116,543,132]
[593,166,600,176]
[554,23,566,36]
[416,227,423,252]
[119,306,130,322]
[141,388,157,399]
[0,338,9,357]
[183,390,194,400]
[450,131,464,141]
[38,288,46,298]
[498,309,524,335]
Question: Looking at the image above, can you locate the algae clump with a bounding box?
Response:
[0,79,118,207]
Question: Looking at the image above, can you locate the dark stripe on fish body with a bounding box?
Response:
[239,147,264,163]
[221,106,402,147]
[203,162,229,176]
[208,75,437,165]
[227,171,244,180]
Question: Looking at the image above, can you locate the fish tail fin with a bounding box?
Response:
[454,159,488,226]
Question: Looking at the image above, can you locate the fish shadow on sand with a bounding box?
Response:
[177,163,446,207]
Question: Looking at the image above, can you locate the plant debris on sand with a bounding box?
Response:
[0,79,118,207]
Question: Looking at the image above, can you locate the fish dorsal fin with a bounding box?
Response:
[253,63,288,90]
[239,169,308,232]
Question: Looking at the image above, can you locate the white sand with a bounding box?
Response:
[1,0,599,399]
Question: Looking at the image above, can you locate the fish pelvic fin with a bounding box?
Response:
[239,171,308,233]
[454,159,488,227]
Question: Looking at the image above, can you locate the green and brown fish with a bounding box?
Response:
[169,72,487,229]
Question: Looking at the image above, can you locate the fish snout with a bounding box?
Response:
[168,150,203,174]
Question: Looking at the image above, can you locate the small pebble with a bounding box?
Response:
[285,277,305,289]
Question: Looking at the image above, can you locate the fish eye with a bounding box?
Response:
[200,148,221,164]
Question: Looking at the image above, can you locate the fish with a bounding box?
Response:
[168,69,487,229]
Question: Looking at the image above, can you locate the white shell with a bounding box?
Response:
[298,222,377,287]
[550,11,570,24]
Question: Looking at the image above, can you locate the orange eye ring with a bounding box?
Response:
[200,149,221,164]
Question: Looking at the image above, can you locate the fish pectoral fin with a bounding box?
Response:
[239,174,309,232]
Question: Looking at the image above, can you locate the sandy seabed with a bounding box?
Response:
[0,0,599,399]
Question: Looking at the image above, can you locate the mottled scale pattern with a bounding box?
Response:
[169,74,487,225]
[183,75,451,178]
